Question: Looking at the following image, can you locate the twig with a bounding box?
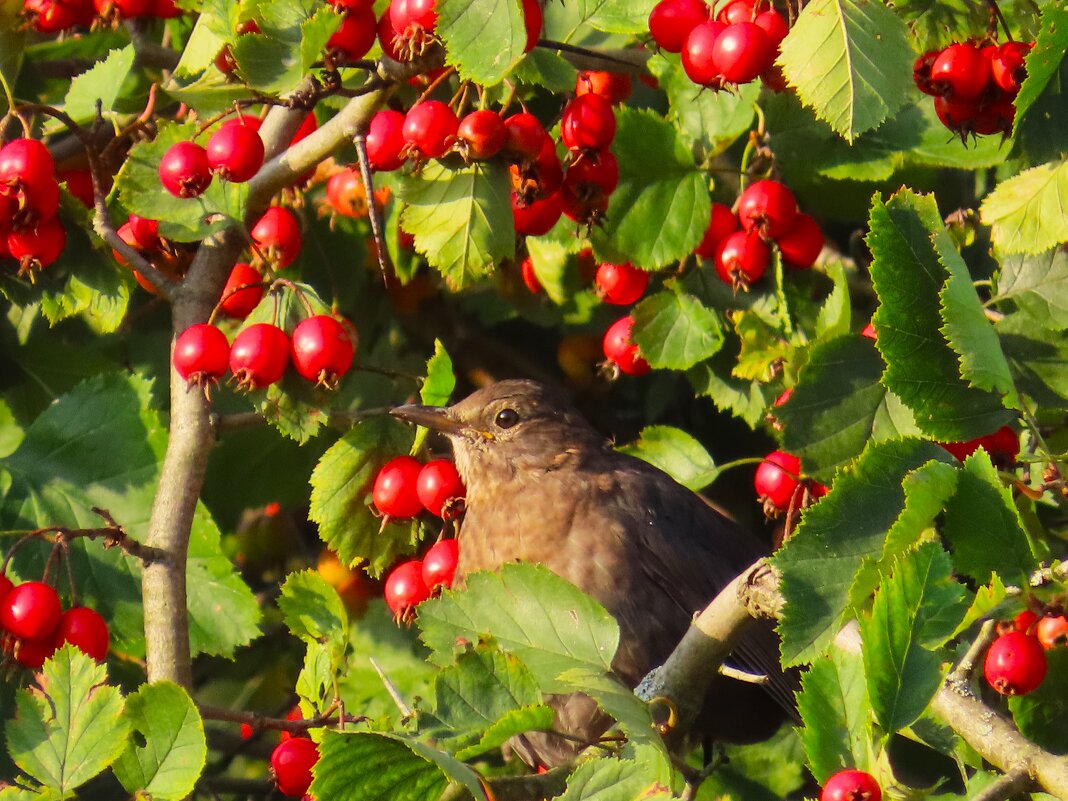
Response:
[199,703,365,734]
[536,39,650,73]
[948,619,998,687]
[370,657,413,717]
[970,766,1036,801]
[353,131,393,281]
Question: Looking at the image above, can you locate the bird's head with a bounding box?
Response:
[390,379,604,483]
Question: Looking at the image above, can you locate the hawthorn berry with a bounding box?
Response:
[1037,615,1068,650]
[251,206,302,268]
[711,22,773,85]
[0,138,55,198]
[173,323,230,384]
[560,93,616,152]
[753,9,788,46]
[219,262,264,318]
[417,459,465,518]
[327,6,377,61]
[24,0,79,32]
[521,0,542,52]
[682,21,727,87]
[55,607,109,662]
[270,737,319,797]
[754,450,801,511]
[0,582,62,641]
[384,559,431,617]
[648,0,709,54]
[366,110,407,171]
[229,323,290,389]
[520,257,542,294]
[14,636,58,669]
[820,769,881,801]
[930,43,989,101]
[694,202,738,259]
[503,112,549,162]
[984,630,1047,695]
[516,135,564,200]
[390,0,438,54]
[290,315,356,386]
[327,168,371,218]
[456,109,507,161]
[991,41,1032,94]
[737,179,797,240]
[403,101,459,159]
[777,213,823,270]
[8,216,66,272]
[206,122,265,183]
[373,456,425,518]
[576,70,632,105]
[595,261,650,305]
[59,168,94,209]
[1008,609,1039,635]
[422,539,459,590]
[0,575,12,604]
[129,214,161,250]
[512,191,562,236]
[602,315,650,377]
[717,0,770,24]
[159,141,212,198]
[715,230,770,288]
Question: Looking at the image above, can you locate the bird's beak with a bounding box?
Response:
[389,404,467,436]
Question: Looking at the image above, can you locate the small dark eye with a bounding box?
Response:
[495,408,520,429]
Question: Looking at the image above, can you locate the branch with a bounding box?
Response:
[199,703,365,734]
[970,766,1035,801]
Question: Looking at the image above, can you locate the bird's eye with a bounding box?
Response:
[494,408,520,429]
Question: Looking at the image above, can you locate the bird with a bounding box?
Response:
[390,379,795,767]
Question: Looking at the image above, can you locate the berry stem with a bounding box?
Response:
[414,66,458,106]
[985,0,1015,42]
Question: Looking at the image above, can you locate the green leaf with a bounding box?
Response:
[297,640,340,714]
[699,726,807,801]
[868,189,1013,440]
[772,438,954,665]
[998,316,1068,409]
[38,249,132,334]
[511,48,577,91]
[0,0,25,117]
[557,745,675,801]
[941,450,1036,584]
[878,461,959,568]
[541,0,655,37]
[308,417,416,577]
[63,46,134,124]
[1012,2,1068,135]
[164,70,253,117]
[412,340,456,453]
[779,336,920,482]
[232,6,340,95]
[591,108,709,269]
[6,646,129,795]
[797,647,872,781]
[688,355,769,429]
[980,159,1068,256]
[398,160,514,289]
[418,563,617,691]
[631,284,724,370]
[994,248,1068,331]
[951,574,1008,638]
[617,425,717,491]
[438,0,526,86]
[776,0,914,141]
[279,569,349,650]
[553,667,659,745]
[112,682,206,801]
[815,262,852,340]
[1009,648,1068,754]
[859,542,967,733]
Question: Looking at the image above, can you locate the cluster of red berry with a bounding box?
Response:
[159,118,266,198]
[0,138,68,276]
[753,449,827,516]
[984,608,1068,696]
[698,179,822,289]
[0,576,109,670]
[372,456,465,520]
[649,0,789,91]
[23,0,176,35]
[384,539,459,620]
[173,314,356,391]
[913,39,1032,139]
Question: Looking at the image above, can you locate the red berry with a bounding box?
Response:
[754,450,801,511]
[14,636,57,669]
[377,9,406,61]
[174,323,230,384]
[0,138,55,199]
[240,723,254,740]
[403,101,459,159]
[327,168,371,218]
[270,737,319,797]
[695,202,738,258]
[366,109,407,171]
[682,20,727,86]
[503,113,549,161]
[520,257,542,294]
[219,262,264,318]
[384,559,431,617]
[159,141,211,198]
[715,229,770,288]
[8,216,66,271]
[128,214,161,250]
[596,261,650,305]
[1009,609,1039,635]
[0,575,12,605]
[933,95,978,133]
[0,582,62,641]
[972,95,1015,136]
[753,9,787,46]
[711,22,773,84]
[563,150,619,199]
[54,607,109,662]
[373,456,424,518]
[521,0,542,52]
[602,315,650,376]
[251,206,302,268]
[648,0,709,54]
[229,323,290,389]
[1036,615,1068,650]
[206,122,264,183]
[777,212,822,269]
[985,425,1020,460]
[456,110,507,161]
[147,0,179,17]
[991,41,1032,94]
[24,0,79,32]
[984,630,1047,695]
[930,43,990,101]
[576,70,632,104]
[422,539,459,590]
[561,93,616,152]
[327,6,377,60]
[59,169,94,209]
[417,460,465,517]
[94,0,149,18]
[717,0,769,24]
[913,49,940,96]
[737,179,797,240]
[820,769,881,801]
[390,0,436,37]
[512,191,562,236]
[290,315,356,386]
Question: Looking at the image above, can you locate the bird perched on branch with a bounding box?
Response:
[391,379,795,767]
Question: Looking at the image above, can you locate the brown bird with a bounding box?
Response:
[391,379,794,767]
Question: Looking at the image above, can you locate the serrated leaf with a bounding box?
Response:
[700,726,807,801]
[63,46,134,124]
[868,189,1013,440]
[232,7,340,95]
[777,0,914,141]
[980,159,1068,256]
[951,574,1007,638]
[454,705,555,760]
[308,417,415,577]
[552,667,658,746]
[617,425,717,491]
[412,340,456,453]
[39,252,132,334]
[860,542,967,733]
[511,48,578,91]
[815,262,852,339]
[998,316,1068,409]
[557,745,674,801]
[878,460,959,567]
[541,0,655,37]
[1012,2,1068,135]
[297,640,338,713]
[941,450,1036,583]
[797,647,872,781]
[164,70,252,117]
[113,682,206,801]
[1008,648,1068,754]
[772,438,954,665]
[398,160,514,289]
[439,0,526,86]
[6,646,130,794]
[279,569,349,650]
[994,248,1068,331]
[779,336,921,482]
[631,284,724,370]
[591,109,709,269]
[688,355,769,429]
